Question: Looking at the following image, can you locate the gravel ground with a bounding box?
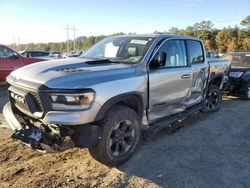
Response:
[0,86,249,188]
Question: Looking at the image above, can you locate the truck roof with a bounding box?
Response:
[114,34,200,41]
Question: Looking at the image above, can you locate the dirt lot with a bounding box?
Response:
[0,85,250,188]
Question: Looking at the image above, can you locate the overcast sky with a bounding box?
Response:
[0,0,249,44]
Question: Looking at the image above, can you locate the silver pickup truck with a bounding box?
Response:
[3,35,230,166]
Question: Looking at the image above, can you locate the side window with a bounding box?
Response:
[0,46,14,58]
[31,52,37,57]
[187,40,204,64]
[27,52,32,58]
[42,52,50,56]
[158,40,187,68]
[36,52,43,57]
[38,52,43,57]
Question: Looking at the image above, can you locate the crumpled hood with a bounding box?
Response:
[10,58,136,89]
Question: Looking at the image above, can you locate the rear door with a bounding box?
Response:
[148,39,192,121]
[0,46,24,81]
[186,40,209,106]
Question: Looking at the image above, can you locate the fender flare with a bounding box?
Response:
[94,92,144,121]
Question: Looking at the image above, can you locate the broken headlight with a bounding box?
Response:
[48,92,95,110]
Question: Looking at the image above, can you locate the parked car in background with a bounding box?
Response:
[67,51,85,58]
[206,51,220,60]
[3,35,230,166]
[223,52,250,99]
[20,50,55,60]
[0,44,45,82]
[52,52,63,59]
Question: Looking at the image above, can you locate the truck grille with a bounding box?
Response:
[9,85,44,117]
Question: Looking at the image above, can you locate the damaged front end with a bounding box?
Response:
[11,121,102,153]
[4,102,102,153]
[12,124,75,152]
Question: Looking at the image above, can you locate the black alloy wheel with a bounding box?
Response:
[89,105,140,166]
[203,85,222,112]
[108,120,135,157]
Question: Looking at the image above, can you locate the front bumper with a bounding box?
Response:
[3,102,22,131]
[3,102,101,151]
[42,109,99,125]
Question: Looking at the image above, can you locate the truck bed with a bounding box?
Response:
[208,59,231,75]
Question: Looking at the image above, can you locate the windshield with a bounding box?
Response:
[81,36,155,64]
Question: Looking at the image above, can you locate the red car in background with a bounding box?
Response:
[0,44,45,82]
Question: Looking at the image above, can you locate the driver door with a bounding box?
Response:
[148,39,192,122]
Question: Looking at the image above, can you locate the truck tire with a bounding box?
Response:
[241,81,250,100]
[202,85,222,112]
[89,105,141,166]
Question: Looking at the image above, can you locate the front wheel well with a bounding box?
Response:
[95,94,144,122]
[210,75,223,87]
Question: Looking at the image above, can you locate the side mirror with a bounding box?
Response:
[150,52,167,69]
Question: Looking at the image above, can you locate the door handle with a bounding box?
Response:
[181,74,191,79]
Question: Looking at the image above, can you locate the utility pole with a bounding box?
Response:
[64,25,70,53]
[64,25,77,53]
[73,26,76,51]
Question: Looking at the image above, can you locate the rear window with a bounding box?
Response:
[187,40,204,64]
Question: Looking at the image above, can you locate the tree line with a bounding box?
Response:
[10,16,250,53]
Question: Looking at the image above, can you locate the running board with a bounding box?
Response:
[147,103,203,133]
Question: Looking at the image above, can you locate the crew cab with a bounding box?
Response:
[223,52,250,100]
[3,35,231,166]
[0,44,45,82]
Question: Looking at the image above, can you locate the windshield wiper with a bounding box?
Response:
[103,58,121,64]
[83,58,122,65]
